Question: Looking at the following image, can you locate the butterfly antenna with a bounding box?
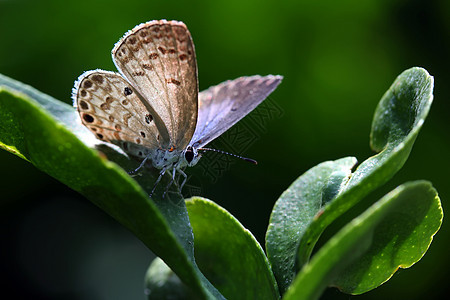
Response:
[198,147,258,165]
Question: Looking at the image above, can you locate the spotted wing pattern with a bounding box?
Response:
[112,20,198,150]
[73,70,165,159]
[190,75,283,148]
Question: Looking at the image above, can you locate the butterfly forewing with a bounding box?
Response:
[74,70,165,158]
[191,75,283,148]
[112,20,198,150]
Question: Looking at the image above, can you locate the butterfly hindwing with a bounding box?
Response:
[191,75,283,148]
[112,20,198,150]
[73,70,164,159]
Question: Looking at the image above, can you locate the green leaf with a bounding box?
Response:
[265,67,434,294]
[283,181,442,300]
[296,67,434,268]
[265,157,357,293]
[0,74,223,299]
[186,197,280,299]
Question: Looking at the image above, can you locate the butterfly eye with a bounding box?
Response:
[184,147,194,163]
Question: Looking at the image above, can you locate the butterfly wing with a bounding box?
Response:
[112,20,198,150]
[73,70,166,159]
[190,75,283,148]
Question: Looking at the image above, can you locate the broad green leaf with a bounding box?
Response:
[283,181,442,300]
[0,75,223,299]
[265,67,434,294]
[296,67,434,268]
[265,157,357,293]
[186,197,280,299]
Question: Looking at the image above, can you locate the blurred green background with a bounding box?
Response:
[1,0,449,299]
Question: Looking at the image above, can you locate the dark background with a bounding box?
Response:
[1,0,449,299]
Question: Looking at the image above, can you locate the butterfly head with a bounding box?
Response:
[183,146,201,167]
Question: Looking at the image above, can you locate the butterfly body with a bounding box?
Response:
[150,146,200,170]
[73,20,282,196]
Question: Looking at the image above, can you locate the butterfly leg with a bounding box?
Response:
[170,168,187,192]
[150,167,166,197]
[162,167,177,198]
[178,168,188,192]
[128,153,152,175]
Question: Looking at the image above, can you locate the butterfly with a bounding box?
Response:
[72,20,283,196]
